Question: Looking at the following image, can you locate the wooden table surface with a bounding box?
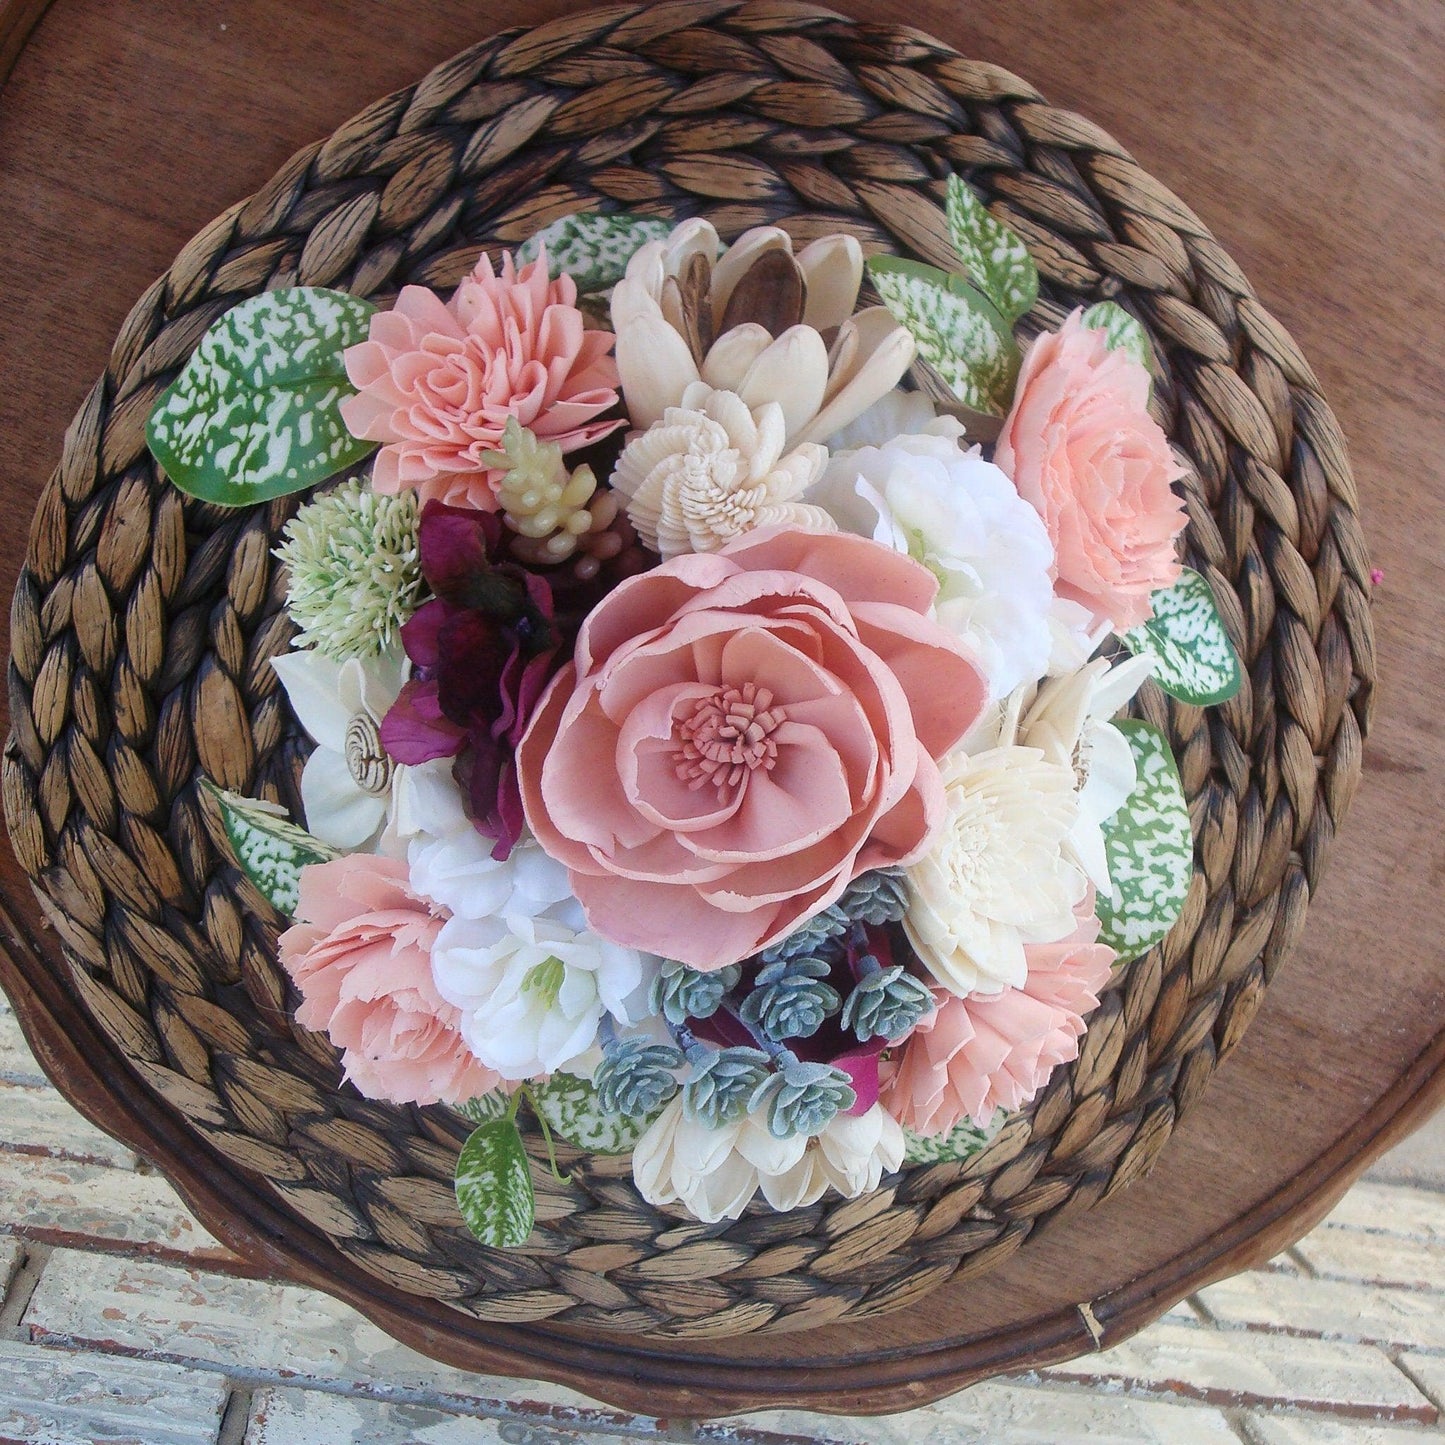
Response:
[0,0,1440,1419]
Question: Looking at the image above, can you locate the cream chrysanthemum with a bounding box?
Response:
[274,479,423,658]
[610,382,834,558]
[1013,653,1154,891]
[905,745,1087,996]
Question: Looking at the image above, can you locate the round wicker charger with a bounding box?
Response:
[3,0,1373,1340]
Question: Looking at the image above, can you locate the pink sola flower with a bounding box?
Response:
[277,854,501,1108]
[882,898,1115,1135]
[339,244,624,513]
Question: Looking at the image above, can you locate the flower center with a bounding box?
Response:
[344,713,394,796]
[521,954,567,1009]
[674,683,787,799]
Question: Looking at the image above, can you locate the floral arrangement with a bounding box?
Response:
[147,179,1242,1244]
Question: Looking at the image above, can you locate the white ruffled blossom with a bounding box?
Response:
[808,432,1056,699]
[1013,653,1154,891]
[611,383,834,558]
[905,745,1087,997]
[271,645,410,854]
[824,389,964,452]
[1047,596,1104,677]
[632,1098,904,1223]
[410,785,659,1080]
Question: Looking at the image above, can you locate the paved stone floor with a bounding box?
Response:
[1,995,1441,1444]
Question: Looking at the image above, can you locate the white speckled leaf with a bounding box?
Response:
[454,1117,535,1248]
[147,288,377,506]
[456,1092,511,1124]
[868,256,1020,414]
[903,1115,1004,1165]
[1081,299,1152,370]
[204,784,338,918]
[1097,720,1194,963]
[1122,568,1243,705]
[944,175,1038,322]
[533,1072,659,1154]
[516,211,673,295]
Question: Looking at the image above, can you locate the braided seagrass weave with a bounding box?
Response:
[4,1,1374,1338]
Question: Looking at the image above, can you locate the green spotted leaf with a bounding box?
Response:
[203,783,337,918]
[903,1115,1004,1166]
[868,255,1020,415]
[1121,568,1243,706]
[533,1072,659,1155]
[1080,300,1152,370]
[1097,720,1194,964]
[944,175,1038,323]
[147,288,378,507]
[456,1092,511,1125]
[517,211,674,296]
[455,1116,535,1248]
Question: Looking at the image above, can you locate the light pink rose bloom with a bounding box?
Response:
[882,898,1114,1134]
[278,854,499,1107]
[339,245,622,513]
[517,527,988,972]
[995,309,1187,632]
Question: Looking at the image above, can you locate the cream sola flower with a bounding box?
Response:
[610,383,835,558]
[808,431,1055,700]
[632,1096,904,1224]
[905,745,1088,996]
[611,220,914,447]
[1010,653,1155,891]
[407,782,659,1080]
[271,645,413,853]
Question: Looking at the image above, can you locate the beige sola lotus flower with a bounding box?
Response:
[611,219,915,447]
[631,1096,905,1223]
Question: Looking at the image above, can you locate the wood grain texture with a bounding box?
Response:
[0,0,51,85]
[0,0,1438,1418]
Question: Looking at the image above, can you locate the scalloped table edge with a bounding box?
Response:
[3,881,1442,1417]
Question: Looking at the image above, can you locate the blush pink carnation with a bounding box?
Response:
[339,245,622,512]
[277,854,499,1107]
[995,309,1188,632]
[882,898,1114,1134]
[517,527,988,972]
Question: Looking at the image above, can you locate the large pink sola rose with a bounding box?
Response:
[882,898,1114,1134]
[995,309,1188,632]
[339,245,622,512]
[277,855,499,1107]
[517,528,988,971]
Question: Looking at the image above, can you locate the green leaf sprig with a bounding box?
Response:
[1095,720,1195,963]
[1121,568,1244,706]
[516,211,673,299]
[866,174,1038,416]
[147,287,378,506]
[454,1092,538,1249]
[203,783,337,918]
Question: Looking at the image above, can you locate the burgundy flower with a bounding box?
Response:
[380,502,561,858]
